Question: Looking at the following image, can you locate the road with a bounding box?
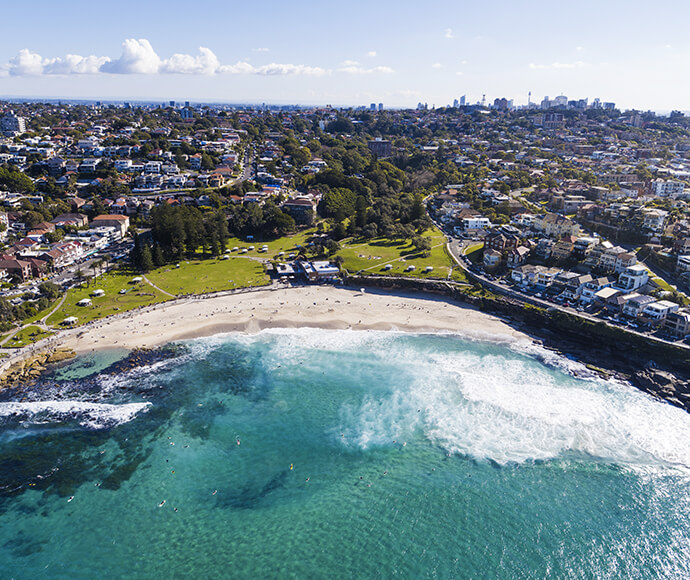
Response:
[442,230,690,350]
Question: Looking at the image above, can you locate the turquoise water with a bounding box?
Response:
[0,329,689,579]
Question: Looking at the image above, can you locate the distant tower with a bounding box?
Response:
[528,91,531,106]
[481,94,486,107]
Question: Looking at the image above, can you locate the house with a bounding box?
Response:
[580,276,615,304]
[0,258,32,280]
[594,286,622,308]
[641,300,679,324]
[677,255,690,273]
[622,294,657,318]
[283,197,317,222]
[551,239,574,261]
[511,265,559,287]
[665,309,690,337]
[535,238,554,260]
[40,241,83,270]
[461,216,492,231]
[617,264,649,292]
[511,264,539,286]
[506,246,530,268]
[52,213,89,229]
[485,231,519,252]
[573,236,599,258]
[47,156,65,176]
[90,215,130,238]
[557,273,592,301]
[483,249,502,268]
[533,212,581,238]
[641,208,668,233]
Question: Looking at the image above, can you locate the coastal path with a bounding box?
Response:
[142,275,176,299]
[0,293,68,348]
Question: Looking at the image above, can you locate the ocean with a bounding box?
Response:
[0,329,688,579]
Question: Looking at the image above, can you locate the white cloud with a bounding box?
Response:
[367,51,377,58]
[339,65,394,74]
[8,49,45,76]
[342,60,360,67]
[218,61,255,74]
[3,39,327,77]
[529,61,585,70]
[445,28,455,39]
[431,62,443,69]
[100,38,161,74]
[455,71,464,76]
[161,47,220,74]
[254,63,327,76]
[252,47,269,52]
[44,54,110,74]
[5,49,109,75]
[576,46,585,52]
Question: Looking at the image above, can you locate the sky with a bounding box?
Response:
[0,0,688,111]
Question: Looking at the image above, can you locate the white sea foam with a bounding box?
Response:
[0,400,151,429]
[190,327,690,468]
[330,334,690,468]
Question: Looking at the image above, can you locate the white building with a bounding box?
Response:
[462,216,492,230]
[653,180,685,198]
[1,113,26,136]
[617,264,649,292]
[641,300,679,323]
[641,208,668,233]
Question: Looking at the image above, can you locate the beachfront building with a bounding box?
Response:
[665,309,690,337]
[622,294,657,318]
[617,264,649,292]
[91,215,130,239]
[640,300,680,325]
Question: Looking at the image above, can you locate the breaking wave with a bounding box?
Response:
[0,400,151,430]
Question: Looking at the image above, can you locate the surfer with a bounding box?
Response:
[158,500,166,507]
[67,496,74,502]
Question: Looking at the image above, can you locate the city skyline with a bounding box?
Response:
[0,0,689,112]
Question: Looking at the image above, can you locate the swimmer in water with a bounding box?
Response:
[212,490,218,495]
[158,500,166,507]
[236,439,240,445]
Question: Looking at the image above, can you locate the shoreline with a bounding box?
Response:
[0,285,530,371]
[62,285,531,354]
[1,283,688,413]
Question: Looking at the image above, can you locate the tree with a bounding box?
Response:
[139,244,154,272]
[152,244,165,267]
[412,235,432,256]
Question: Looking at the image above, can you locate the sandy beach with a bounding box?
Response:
[2,285,530,368]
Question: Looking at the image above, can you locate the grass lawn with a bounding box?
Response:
[6,325,54,349]
[21,299,63,326]
[337,228,454,279]
[224,228,317,260]
[465,242,485,264]
[46,270,171,327]
[145,257,270,296]
[651,276,675,293]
